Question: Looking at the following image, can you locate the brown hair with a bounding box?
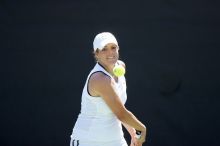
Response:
[92,49,100,62]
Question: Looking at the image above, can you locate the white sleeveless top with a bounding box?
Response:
[71,62,127,142]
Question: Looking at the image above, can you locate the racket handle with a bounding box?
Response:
[135,130,142,139]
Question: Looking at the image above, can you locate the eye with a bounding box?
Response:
[102,48,107,51]
[111,46,118,50]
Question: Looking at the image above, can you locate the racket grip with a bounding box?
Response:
[135,130,142,139]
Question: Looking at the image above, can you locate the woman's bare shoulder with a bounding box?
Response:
[89,72,112,86]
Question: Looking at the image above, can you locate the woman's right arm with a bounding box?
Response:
[89,73,147,144]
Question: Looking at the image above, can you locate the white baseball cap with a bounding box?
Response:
[93,32,118,51]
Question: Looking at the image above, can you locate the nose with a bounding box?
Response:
[106,49,115,56]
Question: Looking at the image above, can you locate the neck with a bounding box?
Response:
[97,62,116,76]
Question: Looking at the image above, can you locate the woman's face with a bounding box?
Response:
[95,43,119,69]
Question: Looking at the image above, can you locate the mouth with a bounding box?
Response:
[107,56,116,60]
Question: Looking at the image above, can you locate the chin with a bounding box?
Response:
[109,60,117,65]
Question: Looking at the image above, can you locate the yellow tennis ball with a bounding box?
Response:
[113,65,125,77]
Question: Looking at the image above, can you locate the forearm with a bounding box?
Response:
[119,110,146,133]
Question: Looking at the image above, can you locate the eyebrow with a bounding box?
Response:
[104,45,117,48]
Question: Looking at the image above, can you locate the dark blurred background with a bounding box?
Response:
[1,0,220,146]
